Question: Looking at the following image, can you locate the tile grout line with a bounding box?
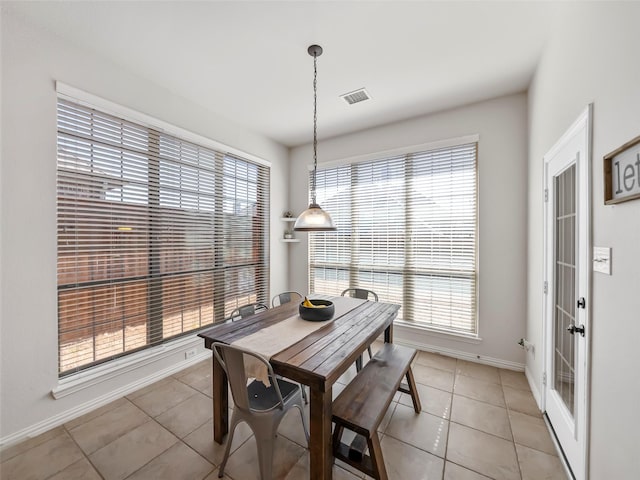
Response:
[440,359,457,479]
[65,392,210,480]
[119,414,199,480]
[501,372,562,459]
[443,361,515,480]
[60,423,105,480]
[59,396,154,480]
[502,373,525,480]
[446,359,525,479]
[414,358,559,474]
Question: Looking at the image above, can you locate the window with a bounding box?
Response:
[57,98,269,376]
[309,142,477,335]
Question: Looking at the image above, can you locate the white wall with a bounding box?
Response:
[0,11,289,443]
[527,3,640,478]
[290,93,529,367]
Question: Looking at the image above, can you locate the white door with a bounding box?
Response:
[543,106,591,480]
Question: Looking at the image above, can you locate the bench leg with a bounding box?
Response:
[367,432,388,480]
[405,367,422,413]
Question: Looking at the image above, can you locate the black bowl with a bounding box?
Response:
[299,299,335,322]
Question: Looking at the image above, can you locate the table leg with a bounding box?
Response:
[213,352,228,444]
[309,386,333,480]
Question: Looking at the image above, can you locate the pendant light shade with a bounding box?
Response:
[294,45,336,232]
[294,202,336,231]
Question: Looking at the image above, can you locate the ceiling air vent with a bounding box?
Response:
[340,88,371,105]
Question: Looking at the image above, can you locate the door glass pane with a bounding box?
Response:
[553,165,576,416]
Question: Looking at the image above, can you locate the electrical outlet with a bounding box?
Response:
[185,349,197,360]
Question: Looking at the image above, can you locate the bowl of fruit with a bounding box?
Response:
[299,297,335,322]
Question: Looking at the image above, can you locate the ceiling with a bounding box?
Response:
[5,1,565,147]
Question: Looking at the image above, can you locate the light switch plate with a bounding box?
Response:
[593,247,611,275]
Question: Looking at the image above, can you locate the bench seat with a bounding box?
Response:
[331,343,421,479]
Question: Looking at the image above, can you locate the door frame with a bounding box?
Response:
[542,104,592,480]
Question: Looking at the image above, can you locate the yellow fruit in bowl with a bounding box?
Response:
[303,297,326,308]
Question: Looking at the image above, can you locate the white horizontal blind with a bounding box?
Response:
[57,99,269,376]
[309,143,477,334]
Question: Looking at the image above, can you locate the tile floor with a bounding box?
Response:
[0,344,568,479]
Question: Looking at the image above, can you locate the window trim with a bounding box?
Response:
[313,134,479,170]
[51,334,207,399]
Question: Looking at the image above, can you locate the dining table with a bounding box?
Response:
[198,295,400,480]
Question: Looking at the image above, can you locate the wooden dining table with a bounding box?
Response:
[198,296,400,480]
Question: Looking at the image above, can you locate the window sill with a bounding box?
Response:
[51,335,206,399]
[393,320,482,344]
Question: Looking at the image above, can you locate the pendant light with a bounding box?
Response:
[294,45,336,232]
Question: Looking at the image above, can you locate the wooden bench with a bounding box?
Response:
[331,343,422,479]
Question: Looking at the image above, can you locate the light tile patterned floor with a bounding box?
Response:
[0,345,568,479]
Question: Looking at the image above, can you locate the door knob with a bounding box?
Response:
[567,324,586,337]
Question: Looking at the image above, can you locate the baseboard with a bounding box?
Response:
[525,365,542,409]
[393,332,525,372]
[0,351,210,451]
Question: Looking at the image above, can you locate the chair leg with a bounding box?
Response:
[218,416,239,478]
[254,431,276,480]
[247,409,290,480]
[295,403,310,444]
[278,375,307,405]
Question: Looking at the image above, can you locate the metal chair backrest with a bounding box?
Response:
[271,291,303,307]
[211,342,285,413]
[229,302,269,321]
[341,288,379,302]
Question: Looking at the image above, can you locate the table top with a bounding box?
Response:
[198,298,399,392]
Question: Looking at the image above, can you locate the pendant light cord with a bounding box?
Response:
[311,51,318,204]
[293,45,335,232]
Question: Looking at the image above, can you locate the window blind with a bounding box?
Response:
[57,99,269,376]
[309,143,477,335]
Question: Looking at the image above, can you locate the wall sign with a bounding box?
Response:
[604,135,640,204]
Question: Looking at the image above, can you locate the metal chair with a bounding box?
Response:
[229,302,269,321]
[212,342,309,480]
[341,288,379,363]
[271,291,303,307]
[341,288,379,302]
